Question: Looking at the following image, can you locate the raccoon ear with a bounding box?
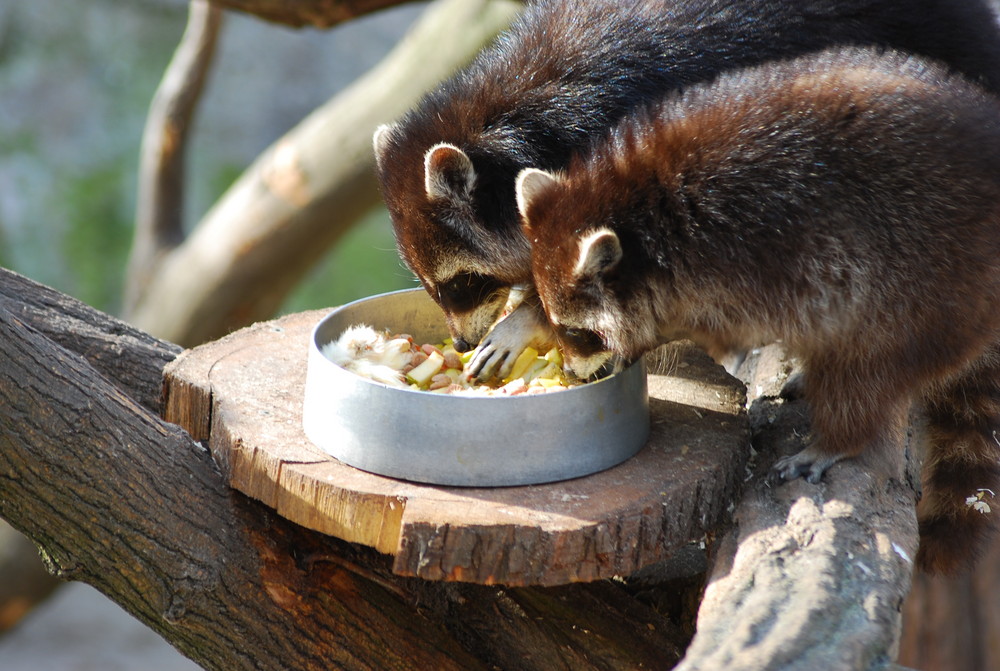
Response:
[424,143,476,203]
[575,228,622,281]
[515,168,559,233]
[373,123,397,170]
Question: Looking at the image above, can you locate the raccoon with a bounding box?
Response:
[513,47,1000,573]
[374,0,1000,379]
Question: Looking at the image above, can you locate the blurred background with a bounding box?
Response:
[0,0,425,667]
[6,0,1000,669]
[0,0,422,320]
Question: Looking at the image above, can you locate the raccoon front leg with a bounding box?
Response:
[467,294,555,381]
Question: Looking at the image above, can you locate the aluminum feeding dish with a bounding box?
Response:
[302,289,650,487]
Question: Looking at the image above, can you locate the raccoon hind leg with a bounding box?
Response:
[771,350,911,485]
[916,345,1000,574]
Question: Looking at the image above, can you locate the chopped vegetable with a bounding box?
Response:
[323,325,582,395]
[505,347,539,383]
[406,350,445,386]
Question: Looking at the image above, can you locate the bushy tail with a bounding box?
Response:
[916,344,1000,573]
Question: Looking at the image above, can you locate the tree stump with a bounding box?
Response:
[163,309,750,586]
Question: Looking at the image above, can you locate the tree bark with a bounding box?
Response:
[677,347,920,671]
[0,267,180,413]
[0,319,484,669]
[125,0,522,346]
[207,0,423,28]
[0,268,923,670]
[0,268,692,670]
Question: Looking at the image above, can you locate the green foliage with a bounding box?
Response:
[281,208,416,313]
[54,162,135,314]
[0,0,186,313]
[1,0,419,322]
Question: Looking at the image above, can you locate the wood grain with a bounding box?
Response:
[164,309,750,585]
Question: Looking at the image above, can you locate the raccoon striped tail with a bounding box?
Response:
[916,345,1000,574]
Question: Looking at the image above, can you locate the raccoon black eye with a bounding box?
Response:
[438,272,504,313]
[560,327,605,356]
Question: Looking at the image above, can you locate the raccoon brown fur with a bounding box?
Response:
[375,0,1000,379]
[515,47,1000,573]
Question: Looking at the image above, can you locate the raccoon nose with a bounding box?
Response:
[452,337,473,353]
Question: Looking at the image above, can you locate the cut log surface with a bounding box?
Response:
[163,309,750,586]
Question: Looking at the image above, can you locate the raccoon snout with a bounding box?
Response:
[602,355,627,377]
[587,355,625,381]
[563,350,616,381]
[452,336,474,353]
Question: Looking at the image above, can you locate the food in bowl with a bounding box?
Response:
[302,289,650,486]
[321,324,578,395]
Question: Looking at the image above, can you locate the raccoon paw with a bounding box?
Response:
[466,341,513,381]
[770,448,842,485]
[466,300,555,381]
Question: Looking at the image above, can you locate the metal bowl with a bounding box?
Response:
[302,289,649,487]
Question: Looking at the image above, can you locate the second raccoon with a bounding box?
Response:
[515,47,1000,573]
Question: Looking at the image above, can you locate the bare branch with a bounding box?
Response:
[127,0,223,315]
[0,271,690,671]
[125,0,522,346]
[1,268,180,412]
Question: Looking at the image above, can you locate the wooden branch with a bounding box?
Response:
[0,270,922,669]
[0,269,691,670]
[0,268,180,412]
[674,346,921,671]
[207,0,424,29]
[126,0,223,315]
[125,0,522,346]
[0,309,490,670]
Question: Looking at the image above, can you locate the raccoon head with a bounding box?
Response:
[516,168,626,379]
[374,125,528,351]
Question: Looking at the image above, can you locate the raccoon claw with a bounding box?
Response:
[770,449,839,485]
[466,342,510,381]
[466,298,555,382]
